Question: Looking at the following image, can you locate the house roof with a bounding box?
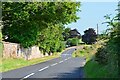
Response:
[70,29,80,34]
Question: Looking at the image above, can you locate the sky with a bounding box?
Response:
[65,2,118,35]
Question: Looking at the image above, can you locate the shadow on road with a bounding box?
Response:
[54,67,84,79]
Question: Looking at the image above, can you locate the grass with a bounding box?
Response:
[0,42,3,72]
[80,40,119,78]
[0,42,3,58]
[72,42,100,61]
[84,60,118,78]
[72,40,119,78]
[0,48,65,72]
[72,49,85,57]
[1,54,59,72]
[84,60,109,78]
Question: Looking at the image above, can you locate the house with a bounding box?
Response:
[69,29,81,38]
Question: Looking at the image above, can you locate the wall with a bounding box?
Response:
[2,42,50,60]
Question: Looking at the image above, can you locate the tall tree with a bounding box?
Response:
[37,24,65,53]
[2,2,81,48]
[62,27,71,41]
[82,28,97,44]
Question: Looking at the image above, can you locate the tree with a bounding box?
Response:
[100,2,120,75]
[37,24,65,53]
[62,27,71,41]
[103,13,120,75]
[82,28,97,44]
[2,2,81,48]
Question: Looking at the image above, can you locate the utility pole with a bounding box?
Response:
[97,24,99,36]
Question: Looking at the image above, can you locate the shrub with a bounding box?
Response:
[83,46,88,50]
[57,41,65,52]
[66,38,79,46]
[95,46,108,65]
[0,32,2,41]
[0,42,3,58]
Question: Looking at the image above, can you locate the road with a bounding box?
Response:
[2,48,86,80]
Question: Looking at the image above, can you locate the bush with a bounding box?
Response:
[95,46,108,65]
[66,38,79,46]
[57,41,65,52]
[0,32,2,41]
[0,42,3,58]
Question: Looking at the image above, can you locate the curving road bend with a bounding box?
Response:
[2,48,86,80]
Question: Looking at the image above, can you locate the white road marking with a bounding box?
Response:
[51,63,58,66]
[65,59,68,61]
[81,62,86,66]
[83,62,86,65]
[59,61,64,63]
[68,57,71,59]
[38,66,49,72]
[23,73,35,79]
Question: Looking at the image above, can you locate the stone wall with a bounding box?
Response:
[3,42,20,58]
[2,42,49,60]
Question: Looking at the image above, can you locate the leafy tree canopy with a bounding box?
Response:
[82,28,97,44]
[2,2,81,48]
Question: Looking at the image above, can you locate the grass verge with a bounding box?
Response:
[72,40,118,78]
[0,42,3,72]
[72,42,101,61]
[1,54,59,72]
[84,60,118,78]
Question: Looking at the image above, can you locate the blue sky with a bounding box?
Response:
[65,2,118,35]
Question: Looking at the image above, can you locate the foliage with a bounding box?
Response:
[98,3,120,76]
[2,2,81,48]
[84,60,118,78]
[57,41,65,52]
[66,38,79,46]
[95,46,108,65]
[62,27,71,41]
[82,28,97,44]
[0,32,2,41]
[83,40,118,78]
[0,42,3,59]
[37,24,65,53]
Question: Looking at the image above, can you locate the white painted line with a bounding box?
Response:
[81,62,86,66]
[68,57,71,59]
[38,66,49,72]
[65,59,68,61]
[23,73,35,79]
[59,61,64,63]
[83,62,86,65]
[51,63,58,66]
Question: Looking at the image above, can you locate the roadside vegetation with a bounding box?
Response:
[2,2,81,54]
[1,53,61,72]
[72,41,102,61]
[84,40,119,78]
[1,2,82,72]
[73,3,120,78]
[0,42,3,72]
[66,38,80,47]
[73,40,119,78]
